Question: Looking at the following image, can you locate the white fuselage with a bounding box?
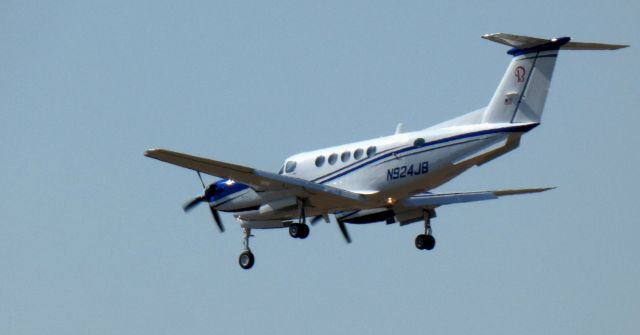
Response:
[215,121,537,223]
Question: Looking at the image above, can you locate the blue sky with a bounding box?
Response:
[2,1,638,334]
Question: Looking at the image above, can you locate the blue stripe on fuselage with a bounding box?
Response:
[316,123,538,184]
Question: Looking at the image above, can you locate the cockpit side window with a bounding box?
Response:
[285,161,297,173]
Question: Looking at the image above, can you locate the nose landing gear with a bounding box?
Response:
[238,228,255,270]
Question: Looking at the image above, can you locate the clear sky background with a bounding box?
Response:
[2,1,638,334]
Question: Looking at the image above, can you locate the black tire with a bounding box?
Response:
[423,235,436,250]
[298,224,310,239]
[238,250,255,269]
[415,234,426,250]
[289,224,300,238]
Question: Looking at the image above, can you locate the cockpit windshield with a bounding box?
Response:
[285,161,297,173]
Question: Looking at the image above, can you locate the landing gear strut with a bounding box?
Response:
[415,210,436,250]
[238,227,255,269]
[289,198,310,239]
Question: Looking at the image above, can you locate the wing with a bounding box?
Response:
[391,187,553,225]
[401,187,554,208]
[144,149,370,210]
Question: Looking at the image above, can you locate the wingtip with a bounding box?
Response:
[144,148,162,157]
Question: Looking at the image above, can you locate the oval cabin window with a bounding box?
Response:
[366,146,377,157]
[354,148,364,160]
[341,151,351,162]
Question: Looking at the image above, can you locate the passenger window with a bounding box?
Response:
[285,161,297,173]
[354,148,364,160]
[315,155,325,167]
[414,138,425,147]
[366,146,377,157]
[328,153,338,165]
[341,151,351,162]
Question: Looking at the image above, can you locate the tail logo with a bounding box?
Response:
[515,66,526,82]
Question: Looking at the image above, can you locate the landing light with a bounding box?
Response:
[225,179,236,186]
[386,197,396,205]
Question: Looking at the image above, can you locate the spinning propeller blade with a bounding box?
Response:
[310,215,324,225]
[337,220,351,244]
[183,171,225,232]
[210,205,225,232]
[183,196,204,212]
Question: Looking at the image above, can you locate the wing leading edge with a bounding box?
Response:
[402,187,554,208]
[144,149,370,210]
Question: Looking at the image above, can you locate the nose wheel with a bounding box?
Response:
[415,210,436,251]
[238,250,255,269]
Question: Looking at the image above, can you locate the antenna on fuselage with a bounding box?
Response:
[394,123,404,134]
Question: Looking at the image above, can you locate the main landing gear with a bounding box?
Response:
[289,223,309,239]
[238,227,255,269]
[415,210,436,251]
[289,198,310,239]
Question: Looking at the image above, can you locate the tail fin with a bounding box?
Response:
[481,33,628,124]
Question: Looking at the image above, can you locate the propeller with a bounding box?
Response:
[182,172,225,232]
[336,219,351,244]
[310,215,324,225]
[310,214,351,243]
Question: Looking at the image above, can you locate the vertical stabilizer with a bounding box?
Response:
[482,37,566,124]
[480,33,627,124]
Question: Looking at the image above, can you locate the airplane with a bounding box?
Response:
[145,33,627,269]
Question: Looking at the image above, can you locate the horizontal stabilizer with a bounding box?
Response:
[402,187,554,208]
[482,33,628,51]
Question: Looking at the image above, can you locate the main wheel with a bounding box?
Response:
[238,250,255,269]
[423,235,436,250]
[415,234,426,250]
[289,224,300,238]
[298,224,310,239]
[415,234,436,250]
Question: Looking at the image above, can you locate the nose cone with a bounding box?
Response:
[209,179,248,202]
